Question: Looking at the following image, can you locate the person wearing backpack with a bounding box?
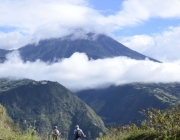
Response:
[74,125,86,140]
[52,126,61,140]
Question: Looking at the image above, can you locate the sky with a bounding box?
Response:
[1,0,180,91]
[0,0,180,62]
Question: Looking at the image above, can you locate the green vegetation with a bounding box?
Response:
[99,105,180,140]
[0,78,107,139]
[3,97,180,140]
[0,78,34,92]
[3,79,180,139]
[0,104,39,140]
[77,83,180,126]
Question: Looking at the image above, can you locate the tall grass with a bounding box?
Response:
[3,101,180,140]
[0,104,40,140]
[100,104,180,140]
[0,103,64,140]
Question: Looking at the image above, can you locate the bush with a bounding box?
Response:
[0,104,39,140]
[102,104,180,140]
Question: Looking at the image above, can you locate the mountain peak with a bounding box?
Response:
[17,33,159,62]
[62,32,99,41]
[0,33,159,62]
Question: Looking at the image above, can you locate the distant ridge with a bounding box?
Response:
[0,56,6,63]
[0,33,159,62]
[0,49,10,62]
[76,83,180,126]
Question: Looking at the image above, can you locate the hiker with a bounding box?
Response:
[74,125,86,140]
[52,126,61,140]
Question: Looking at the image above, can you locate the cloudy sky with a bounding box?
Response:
[1,0,180,91]
[1,0,180,62]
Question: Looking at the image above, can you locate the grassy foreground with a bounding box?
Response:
[2,101,180,140]
[98,105,180,140]
[0,104,39,140]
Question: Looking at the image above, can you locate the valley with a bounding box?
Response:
[0,33,179,140]
[76,83,180,126]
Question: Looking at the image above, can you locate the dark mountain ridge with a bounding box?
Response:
[0,49,10,63]
[0,78,107,139]
[0,48,11,56]
[0,33,159,62]
[0,56,7,63]
[76,82,180,126]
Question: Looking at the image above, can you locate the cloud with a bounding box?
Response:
[144,26,180,62]
[119,26,180,62]
[0,0,106,49]
[100,0,180,30]
[0,31,31,50]
[119,35,154,52]
[1,0,180,50]
[1,51,180,92]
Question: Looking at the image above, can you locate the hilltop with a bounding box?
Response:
[0,78,107,139]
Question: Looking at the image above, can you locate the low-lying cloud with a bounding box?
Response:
[1,51,180,92]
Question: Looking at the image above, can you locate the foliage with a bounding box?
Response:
[101,104,180,140]
[0,104,39,140]
[77,83,180,126]
[0,79,107,139]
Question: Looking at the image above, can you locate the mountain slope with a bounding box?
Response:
[0,78,107,139]
[0,56,6,63]
[76,83,180,126]
[0,49,10,63]
[0,34,159,62]
[0,104,39,140]
[18,34,158,62]
[0,49,10,56]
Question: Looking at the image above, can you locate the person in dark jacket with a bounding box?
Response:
[74,125,86,140]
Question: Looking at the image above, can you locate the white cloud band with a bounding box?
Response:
[1,51,180,92]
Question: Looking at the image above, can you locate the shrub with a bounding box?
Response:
[102,104,180,140]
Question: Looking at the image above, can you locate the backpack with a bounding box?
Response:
[53,130,58,138]
[75,129,82,138]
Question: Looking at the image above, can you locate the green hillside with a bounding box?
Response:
[77,83,180,126]
[0,104,39,140]
[0,78,107,140]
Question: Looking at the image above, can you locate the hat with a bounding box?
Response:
[54,126,58,129]
[75,125,79,128]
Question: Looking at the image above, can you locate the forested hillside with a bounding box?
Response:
[0,78,107,139]
[77,83,180,126]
